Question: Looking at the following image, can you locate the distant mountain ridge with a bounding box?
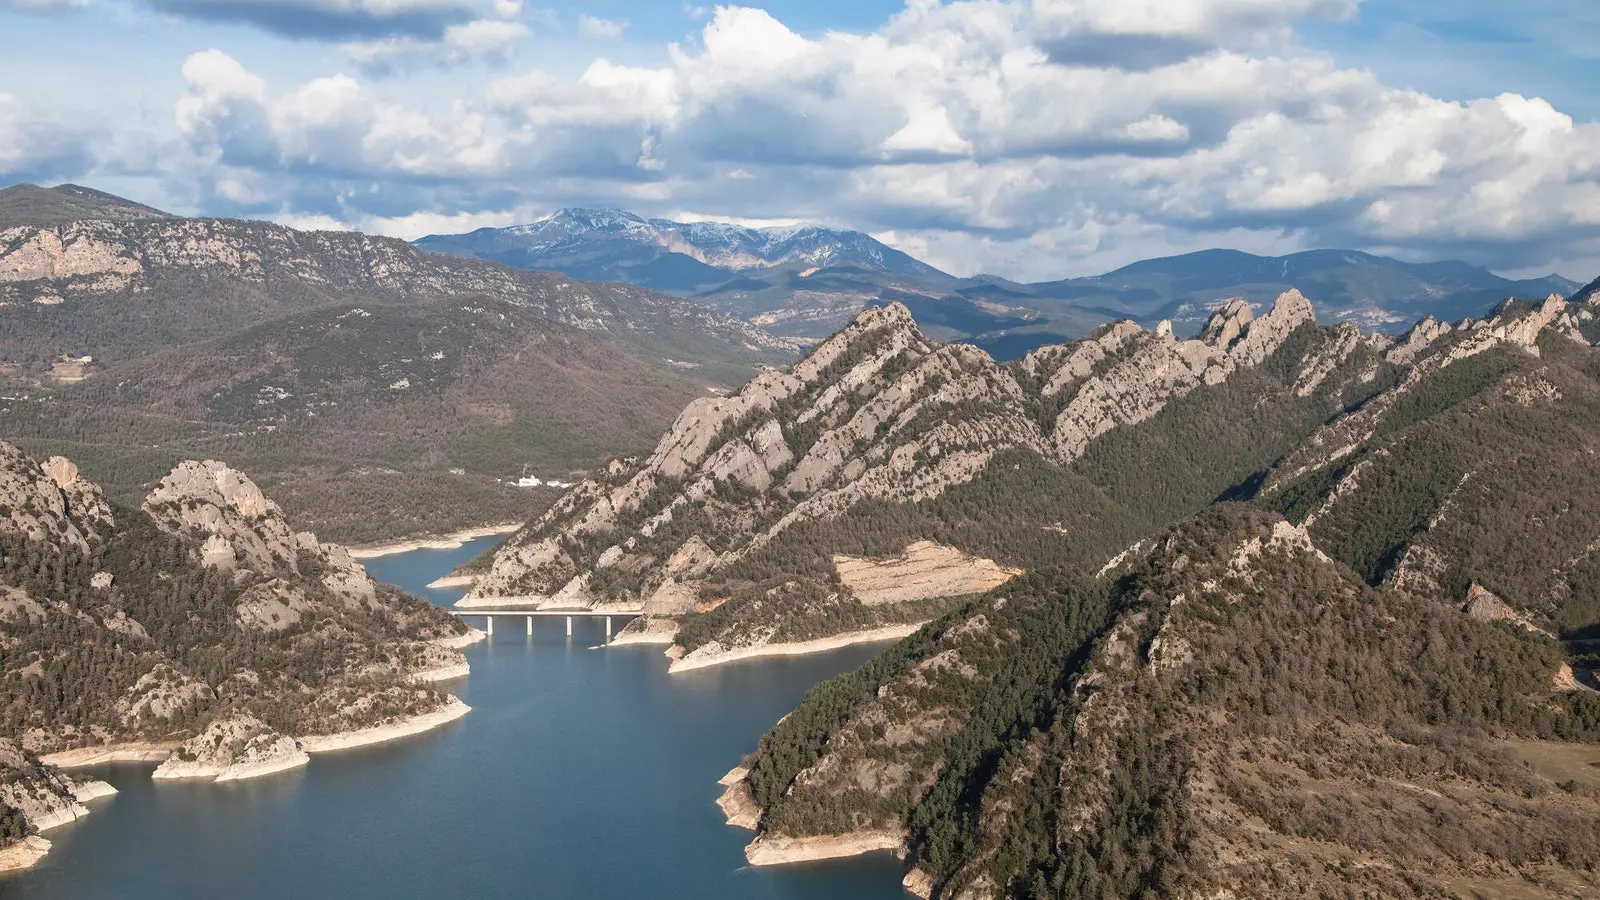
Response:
[0,183,171,230]
[417,207,950,288]
[416,208,1585,357]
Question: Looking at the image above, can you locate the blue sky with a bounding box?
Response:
[3,0,1600,282]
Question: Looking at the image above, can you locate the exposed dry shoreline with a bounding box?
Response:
[152,752,309,784]
[668,624,924,674]
[300,697,471,754]
[43,697,472,782]
[42,743,180,769]
[0,837,52,874]
[745,830,906,866]
[425,574,475,589]
[715,763,906,865]
[347,523,519,560]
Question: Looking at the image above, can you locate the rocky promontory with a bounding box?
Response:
[152,716,309,783]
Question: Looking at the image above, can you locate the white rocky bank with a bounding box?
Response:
[152,716,310,783]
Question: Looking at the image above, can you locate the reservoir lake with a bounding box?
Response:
[2,536,907,899]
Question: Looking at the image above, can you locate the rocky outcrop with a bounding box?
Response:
[1462,583,1554,638]
[152,716,308,782]
[1264,296,1581,493]
[144,460,378,611]
[0,444,113,551]
[0,441,471,768]
[1042,290,1316,461]
[834,542,1019,606]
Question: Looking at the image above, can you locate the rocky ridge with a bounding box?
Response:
[468,290,1372,659]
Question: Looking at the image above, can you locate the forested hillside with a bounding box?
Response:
[729,506,1600,898]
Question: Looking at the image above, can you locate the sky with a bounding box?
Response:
[3,0,1600,283]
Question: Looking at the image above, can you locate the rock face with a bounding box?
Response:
[144,459,383,624]
[152,716,309,783]
[833,542,1020,607]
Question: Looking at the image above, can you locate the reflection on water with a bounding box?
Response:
[4,536,908,899]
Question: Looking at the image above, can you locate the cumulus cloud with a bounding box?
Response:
[143,0,495,40]
[160,0,1600,278]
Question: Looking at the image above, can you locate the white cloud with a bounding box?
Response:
[157,1,1600,279]
[577,14,626,39]
[345,18,529,72]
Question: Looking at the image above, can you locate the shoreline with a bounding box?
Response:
[347,523,520,560]
[409,661,471,683]
[40,743,180,769]
[426,574,475,589]
[745,830,907,866]
[152,752,310,784]
[668,623,924,674]
[0,836,52,874]
[299,697,471,754]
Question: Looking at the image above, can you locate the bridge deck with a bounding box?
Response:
[449,608,644,617]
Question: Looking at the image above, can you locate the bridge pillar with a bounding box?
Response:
[605,616,612,641]
[565,616,572,637]
[526,616,533,636]
[485,616,493,636]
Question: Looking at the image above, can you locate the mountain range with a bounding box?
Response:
[0,184,793,544]
[417,210,1582,357]
[466,285,1600,896]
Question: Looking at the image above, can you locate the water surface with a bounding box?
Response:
[5,536,906,899]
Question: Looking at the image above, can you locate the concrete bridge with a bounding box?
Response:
[449,606,643,641]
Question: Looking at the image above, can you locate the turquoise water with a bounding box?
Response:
[3,537,907,899]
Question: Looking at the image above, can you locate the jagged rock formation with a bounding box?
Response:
[734,507,1600,898]
[0,441,474,763]
[471,290,1386,662]
[0,443,112,550]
